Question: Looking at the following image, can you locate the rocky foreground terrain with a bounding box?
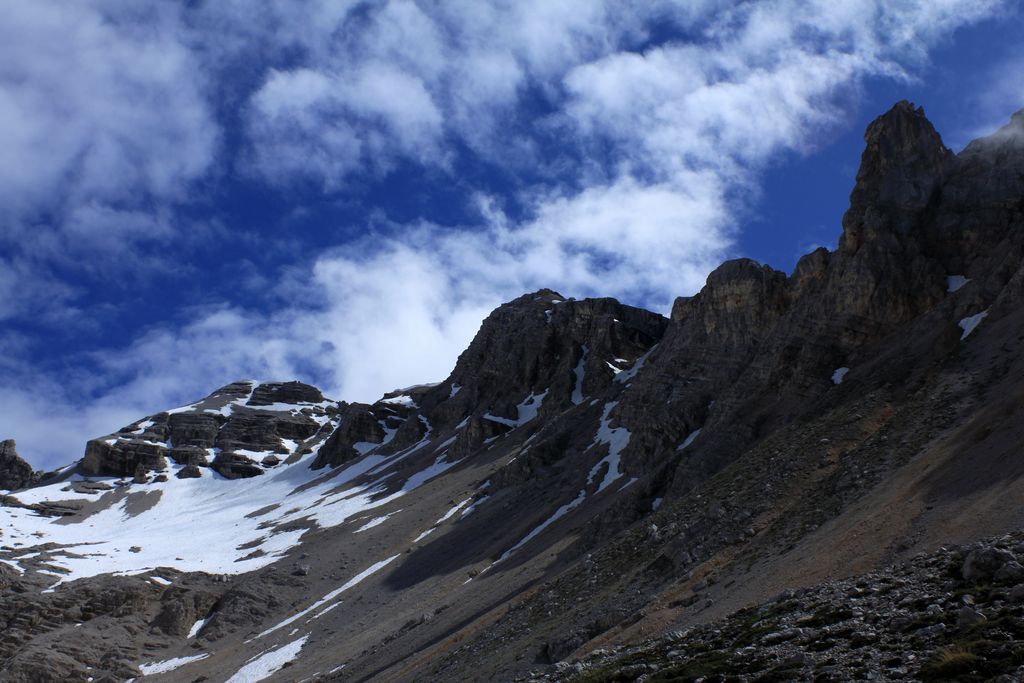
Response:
[2,100,1024,682]
[524,535,1024,682]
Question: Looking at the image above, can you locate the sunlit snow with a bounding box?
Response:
[225,635,309,683]
[188,616,210,639]
[256,556,399,639]
[483,390,548,428]
[0,402,459,584]
[139,653,209,676]
[381,394,416,408]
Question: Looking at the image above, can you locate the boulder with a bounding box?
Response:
[210,452,263,479]
[962,547,1017,583]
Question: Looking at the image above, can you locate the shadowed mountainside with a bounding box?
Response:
[2,101,1024,682]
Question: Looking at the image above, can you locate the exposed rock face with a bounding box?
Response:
[247,380,324,406]
[79,381,337,479]
[839,100,953,254]
[312,290,667,469]
[313,402,391,469]
[0,440,38,491]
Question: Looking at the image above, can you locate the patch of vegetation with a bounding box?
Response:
[919,645,981,680]
[918,635,1024,682]
[646,650,734,682]
[728,610,775,648]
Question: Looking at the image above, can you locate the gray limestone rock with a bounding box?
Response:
[0,440,38,491]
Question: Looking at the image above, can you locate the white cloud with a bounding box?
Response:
[0,1,220,323]
[1,0,1012,468]
[244,63,445,187]
[0,2,216,218]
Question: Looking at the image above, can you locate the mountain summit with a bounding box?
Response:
[3,102,1024,681]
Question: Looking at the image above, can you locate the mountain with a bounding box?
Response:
[2,101,1024,682]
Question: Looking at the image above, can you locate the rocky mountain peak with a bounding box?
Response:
[860,100,951,181]
[311,289,667,469]
[0,439,38,491]
[840,100,953,254]
[443,289,666,417]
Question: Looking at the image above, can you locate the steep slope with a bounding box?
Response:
[0,102,1023,682]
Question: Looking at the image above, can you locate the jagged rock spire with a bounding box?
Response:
[839,101,953,254]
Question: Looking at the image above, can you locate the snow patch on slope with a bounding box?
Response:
[256,556,400,639]
[139,653,209,676]
[226,635,309,683]
[587,402,631,494]
[483,390,548,428]
[497,490,586,563]
[959,310,989,340]
[381,394,416,408]
[571,346,587,405]
[677,428,701,450]
[188,616,210,639]
[614,346,655,384]
[947,275,970,292]
[0,410,457,583]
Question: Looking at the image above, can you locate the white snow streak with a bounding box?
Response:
[587,402,631,493]
[571,346,587,405]
[354,510,401,533]
[139,653,209,675]
[614,346,655,384]
[483,390,548,428]
[677,428,701,450]
[436,498,471,524]
[381,394,416,407]
[188,616,210,639]
[256,555,399,639]
[225,635,308,683]
[497,490,586,563]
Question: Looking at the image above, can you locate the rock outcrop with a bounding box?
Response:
[0,440,37,491]
[79,381,337,479]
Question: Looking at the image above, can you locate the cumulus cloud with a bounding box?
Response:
[0,2,216,217]
[245,64,445,188]
[0,0,1010,468]
[0,1,219,324]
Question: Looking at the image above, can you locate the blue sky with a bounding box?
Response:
[1,0,1022,469]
